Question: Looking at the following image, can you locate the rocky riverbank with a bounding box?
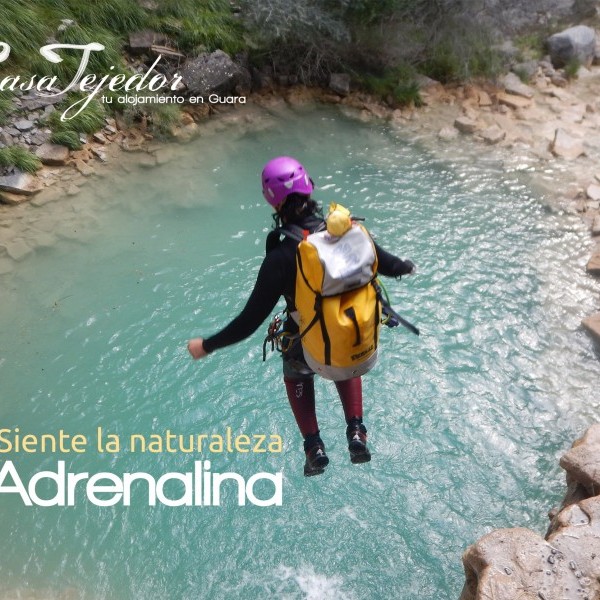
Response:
[460,424,600,600]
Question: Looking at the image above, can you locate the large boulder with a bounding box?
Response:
[547,25,596,68]
[0,172,42,196]
[180,50,250,98]
[35,143,69,166]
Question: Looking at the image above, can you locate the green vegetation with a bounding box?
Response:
[0,146,42,173]
[49,130,82,151]
[45,95,105,149]
[362,65,423,107]
[564,58,581,80]
[0,92,14,126]
[118,94,183,139]
[0,0,524,141]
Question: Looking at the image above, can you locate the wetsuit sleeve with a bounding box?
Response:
[374,241,414,277]
[202,252,284,353]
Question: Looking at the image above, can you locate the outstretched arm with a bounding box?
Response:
[374,241,416,278]
[188,252,284,359]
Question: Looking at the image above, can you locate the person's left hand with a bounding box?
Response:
[188,337,208,360]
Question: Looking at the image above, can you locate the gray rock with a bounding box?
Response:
[586,254,600,276]
[571,0,598,19]
[180,50,250,97]
[510,60,539,81]
[547,25,596,68]
[454,116,479,134]
[14,120,34,132]
[0,131,14,147]
[592,215,600,236]
[502,72,535,98]
[35,143,70,166]
[0,171,42,196]
[329,73,350,96]
[128,30,171,54]
[20,91,65,111]
[29,130,51,146]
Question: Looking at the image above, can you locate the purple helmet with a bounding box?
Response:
[261,156,314,207]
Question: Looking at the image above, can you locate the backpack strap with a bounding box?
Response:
[266,221,326,253]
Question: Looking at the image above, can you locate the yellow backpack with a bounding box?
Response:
[292,204,381,380]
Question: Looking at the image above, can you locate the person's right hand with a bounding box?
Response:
[188,337,208,360]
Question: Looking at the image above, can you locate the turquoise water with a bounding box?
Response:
[1,106,599,599]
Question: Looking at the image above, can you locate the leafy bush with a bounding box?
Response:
[0,146,42,173]
[362,64,423,107]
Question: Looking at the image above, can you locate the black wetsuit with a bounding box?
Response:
[202,216,414,354]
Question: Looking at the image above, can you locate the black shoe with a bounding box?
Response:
[303,435,329,477]
[346,420,371,464]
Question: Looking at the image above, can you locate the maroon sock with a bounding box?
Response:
[284,376,319,438]
[335,377,363,423]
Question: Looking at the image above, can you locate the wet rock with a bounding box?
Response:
[586,254,600,276]
[0,172,42,196]
[30,187,63,207]
[329,73,351,96]
[35,143,70,166]
[91,147,107,162]
[480,125,506,145]
[5,239,33,261]
[582,313,600,344]
[74,159,95,177]
[560,424,600,493]
[180,50,250,98]
[547,25,596,68]
[454,116,479,134]
[587,184,600,202]
[592,215,600,236]
[502,72,535,99]
[550,129,585,160]
[438,126,458,140]
[0,190,29,205]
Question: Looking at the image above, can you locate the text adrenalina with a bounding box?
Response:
[0,460,283,507]
[0,42,183,121]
